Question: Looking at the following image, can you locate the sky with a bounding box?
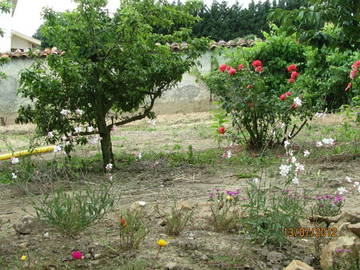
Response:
[10,0,260,37]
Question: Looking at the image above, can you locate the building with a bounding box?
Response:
[0,0,41,52]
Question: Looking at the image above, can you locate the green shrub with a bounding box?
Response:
[33,184,115,237]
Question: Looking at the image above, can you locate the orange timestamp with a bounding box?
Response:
[284,227,337,238]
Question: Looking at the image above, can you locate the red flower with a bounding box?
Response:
[288,78,295,83]
[228,68,236,75]
[287,64,297,73]
[255,66,263,73]
[219,64,227,72]
[71,251,83,260]
[279,94,287,101]
[120,218,127,227]
[226,66,232,70]
[290,71,299,80]
[247,102,254,108]
[285,91,292,96]
[345,83,352,92]
[247,84,254,89]
[352,60,360,70]
[218,126,226,134]
[237,64,244,71]
[252,60,262,68]
[350,69,358,80]
[291,103,298,110]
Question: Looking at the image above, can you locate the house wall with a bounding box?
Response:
[0,52,227,123]
[11,35,32,50]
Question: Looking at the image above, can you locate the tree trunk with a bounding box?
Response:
[97,115,114,170]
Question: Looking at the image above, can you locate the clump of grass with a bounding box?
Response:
[155,201,194,236]
[116,209,149,250]
[33,183,115,237]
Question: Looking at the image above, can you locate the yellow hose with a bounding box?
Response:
[0,146,55,161]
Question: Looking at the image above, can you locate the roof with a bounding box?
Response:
[11,30,41,46]
[0,38,258,58]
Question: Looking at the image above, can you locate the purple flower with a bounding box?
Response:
[282,189,291,193]
[335,249,352,253]
[324,194,334,199]
[332,194,343,204]
[225,190,240,196]
[208,193,214,198]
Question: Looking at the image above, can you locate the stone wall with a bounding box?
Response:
[0,52,224,123]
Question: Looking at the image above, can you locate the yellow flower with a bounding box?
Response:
[157,239,168,247]
[20,255,27,261]
[226,195,233,201]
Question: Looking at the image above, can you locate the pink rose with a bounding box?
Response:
[228,68,236,75]
[237,64,244,70]
[219,64,227,72]
[255,66,263,73]
[71,251,83,260]
[279,94,286,101]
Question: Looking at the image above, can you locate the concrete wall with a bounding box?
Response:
[0,52,224,123]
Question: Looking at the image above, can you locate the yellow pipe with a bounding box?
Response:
[0,146,55,161]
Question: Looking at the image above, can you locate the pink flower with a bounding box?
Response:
[71,251,83,260]
[290,71,299,80]
[237,64,244,70]
[219,64,227,72]
[288,78,295,83]
[247,84,254,89]
[345,83,352,92]
[291,103,297,110]
[350,69,358,79]
[255,66,263,73]
[279,94,287,101]
[226,65,232,71]
[287,64,297,73]
[285,91,292,96]
[252,60,262,68]
[228,68,236,75]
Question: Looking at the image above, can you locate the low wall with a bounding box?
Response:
[0,51,223,124]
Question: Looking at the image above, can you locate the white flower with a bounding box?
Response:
[290,156,297,164]
[60,109,70,116]
[287,149,294,156]
[11,157,19,164]
[89,135,100,144]
[75,109,84,115]
[137,152,142,160]
[358,186,360,193]
[74,126,82,133]
[337,187,348,195]
[354,181,359,187]
[280,123,285,129]
[87,126,94,133]
[345,176,352,183]
[322,138,335,145]
[11,173,17,179]
[279,164,292,177]
[295,163,305,172]
[304,150,310,157]
[138,201,146,206]
[294,97,302,107]
[223,150,232,159]
[315,112,326,118]
[109,175,113,181]
[284,140,291,148]
[54,145,62,153]
[253,178,260,184]
[61,135,67,141]
[43,232,49,238]
[316,141,323,147]
[105,163,113,171]
[292,177,299,185]
[47,131,54,138]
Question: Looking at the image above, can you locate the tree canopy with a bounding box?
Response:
[17,0,208,168]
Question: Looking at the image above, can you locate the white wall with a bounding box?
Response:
[0,10,12,52]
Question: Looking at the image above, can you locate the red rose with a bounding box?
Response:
[247,84,254,89]
[237,64,244,70]
[288,78,295,83]
[279,94,287,101]
[285,91,292,96]
[219,64,227,72]
[255,66,263,73]
[291,103,297,110]
[218,126,226,134]
[252,60,262,68]
[287,64,297,73]
[71,251,83,260]
[290,71,299,80]
[228,68,236,75]
[350,69,358,79]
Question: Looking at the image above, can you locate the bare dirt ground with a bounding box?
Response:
[0,112,359,270]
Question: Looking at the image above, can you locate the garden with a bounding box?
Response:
[1,0,360,270]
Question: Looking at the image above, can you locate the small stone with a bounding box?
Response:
[13,216,37,235]
[348,223,360,237]
[44,232,49,238]
[18,242,28,248]
[158,220,166,226]
[91,260,100,265]
[201,254,208,261]
[267,251,284,263]
[283,260,315,270]
[165,262,178,270]
[93,254,101,259]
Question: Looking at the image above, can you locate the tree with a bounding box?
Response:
[0,0,11,80]
[16,0,208,169]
